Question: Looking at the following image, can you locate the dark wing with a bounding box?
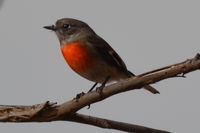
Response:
[87,35,129,74]
[87,35,160,94]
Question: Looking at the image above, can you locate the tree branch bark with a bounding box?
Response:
[65,113,170,133]
[0,53,199,133]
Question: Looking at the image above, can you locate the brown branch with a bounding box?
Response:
[65,113,170,133]
[0,53,199,133]
[0,102,169,133]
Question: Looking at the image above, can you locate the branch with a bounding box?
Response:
[0,102,169,133]
[0,53,199,133]
[65,113,170,133]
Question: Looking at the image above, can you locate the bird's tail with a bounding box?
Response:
[127,71,159,94]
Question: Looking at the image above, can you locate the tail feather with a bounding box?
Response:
[127,70,160,94]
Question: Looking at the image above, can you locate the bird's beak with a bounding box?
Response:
[43,25,56,31]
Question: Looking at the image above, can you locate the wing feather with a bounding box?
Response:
[87,35,129,74]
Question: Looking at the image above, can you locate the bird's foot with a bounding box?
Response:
[74,92,85,101]
[74,92,91,109]
[86,84,106,109]
[96,84,105,96]
[96,76,110,96]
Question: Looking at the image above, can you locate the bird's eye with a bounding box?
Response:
[62,24,70,30]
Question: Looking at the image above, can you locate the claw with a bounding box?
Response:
[87,104,91,109]
[96,85,105,96]
[96,76,110,96]
[74,92,85,101]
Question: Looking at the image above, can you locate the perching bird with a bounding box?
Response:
[44,18,159,94]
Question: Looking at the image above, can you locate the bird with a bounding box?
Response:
[44,18,159,94]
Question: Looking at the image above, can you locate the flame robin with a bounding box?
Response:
[44,18,159,94]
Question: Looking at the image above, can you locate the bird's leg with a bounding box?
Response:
[88,82,98,92]
[96,76,110,95]
[87,82,98,109]
[87,77,110,109]
[76,77,110,108]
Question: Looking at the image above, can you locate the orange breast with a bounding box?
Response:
[61,42,95,73]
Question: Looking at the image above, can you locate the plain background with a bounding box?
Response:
[0,0,199,133]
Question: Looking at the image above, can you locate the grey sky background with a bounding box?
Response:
[0,0,199,133]
[0,0,3,9]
